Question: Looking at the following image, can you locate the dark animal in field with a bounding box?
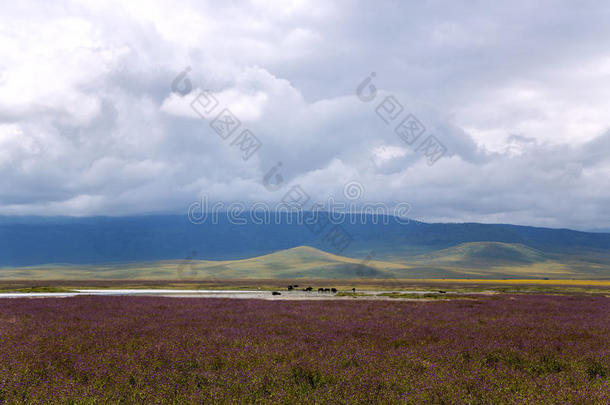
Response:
[331,288,337,293]
[318,288,324,293]
[272,291,281,296]
[324,288,330,293]
[352,288,356,293]
[438,290,446,294]
[287,285,293,291]
[293,285,299,288]
[306,286,313,292]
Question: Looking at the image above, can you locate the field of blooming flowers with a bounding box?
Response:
[0,295,608,403]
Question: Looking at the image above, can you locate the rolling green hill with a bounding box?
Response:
[1,244,608,280]
[411,242,548,265]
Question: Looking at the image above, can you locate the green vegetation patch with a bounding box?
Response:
[0,286,76,293]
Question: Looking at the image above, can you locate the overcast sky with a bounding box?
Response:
[1,0,609,229]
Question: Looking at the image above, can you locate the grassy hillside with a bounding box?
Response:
[1,244,608,280]
[0,247,404,280]
[409,242,549,268]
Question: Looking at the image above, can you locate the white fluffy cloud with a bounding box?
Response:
[0,0,609,229]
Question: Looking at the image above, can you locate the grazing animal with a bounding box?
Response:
[272,291,281,296]
[324,288,330,293]
[331,288,337,293]
[352,288,356,293]
[293,285,299,288]
[287,285,293,291]
[306,286,313,292]
[318,288,324,293]
[438,290,446,294]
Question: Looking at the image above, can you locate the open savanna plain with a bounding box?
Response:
[0,288,609,403]
[1,277,609,295]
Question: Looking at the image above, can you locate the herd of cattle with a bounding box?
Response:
[271,285,357,296]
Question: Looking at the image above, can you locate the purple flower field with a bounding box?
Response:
[0,295,608,403]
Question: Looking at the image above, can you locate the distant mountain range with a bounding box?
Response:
[1,214,609,279]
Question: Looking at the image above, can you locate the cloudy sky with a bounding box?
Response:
[1,0,609,229]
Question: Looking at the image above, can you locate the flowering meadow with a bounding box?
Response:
[0,295,608,404]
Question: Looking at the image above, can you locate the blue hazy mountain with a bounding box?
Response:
[2,213,610,267]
